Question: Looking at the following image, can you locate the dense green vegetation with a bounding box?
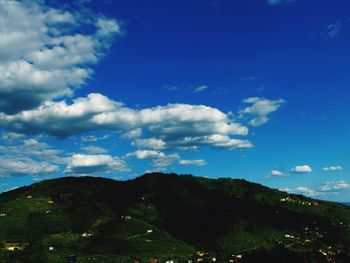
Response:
[1,173,350,262]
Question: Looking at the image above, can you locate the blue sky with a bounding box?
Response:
[0,0,349,201]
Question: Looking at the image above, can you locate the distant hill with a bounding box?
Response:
[1,173,350,263]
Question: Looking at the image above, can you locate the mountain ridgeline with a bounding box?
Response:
[1,173,350,262]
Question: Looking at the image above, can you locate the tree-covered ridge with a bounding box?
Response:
[1,173,350,262]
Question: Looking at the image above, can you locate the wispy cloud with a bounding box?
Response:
[239,76,259,81]
[179,159,207,166]
[163,85,179,92]
[320,180,349,191]
[267,0,296,6]
[295,187,321,197]
[268,169,287,177]
[0,138,65,178]
[282,180,350,198]
[126,150,207,170]
[81,145,108,154]
[322,166,343,172]
[326,21,342,39]
[194,85,209,93]
[1,131,25,141]
[240,97,285,126]
[81,134,110,142]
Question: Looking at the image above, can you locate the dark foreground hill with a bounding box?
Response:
[1,173,350,262]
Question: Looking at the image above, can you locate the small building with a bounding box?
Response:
[0,213,6,217]
[27,195,32,199]
[49,246,54,251]
[4,243,27,251]
[82,232,93,238]
[229,254,243,262]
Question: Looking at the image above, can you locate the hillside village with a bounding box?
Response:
[0,174,350,263]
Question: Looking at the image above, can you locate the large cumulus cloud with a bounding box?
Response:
[0,93,252,150]
[0,0,121,114]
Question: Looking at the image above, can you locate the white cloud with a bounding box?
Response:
[126,150,166,159]
[282,181,350,198]
[294,187,321,197]
[66,154,128,175]
[0,93,251,151]
[291,165,312,174]
[133,138,167,150]
[0,138,67,164]
[320,181,350,191]
[281,186,322,197]
[81,145,108,154]
[126,150,207,168]
[322,166,343,172]
[152,153,180,170]
[0,158,59,178]
[122,128,142,139]
[81,134,110,142]
[1,131,25,141]
[125,149,180,171]
[96,17,121,37]
[240,97,285,126]
[0,138,63,177]
[179,159,207,166]
[268,169,286,177]
[194,85,208,93]
[0,0,121,114]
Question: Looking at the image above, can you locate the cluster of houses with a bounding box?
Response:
[318,247,345,263]
[121,215,133,221]
[26,194,55,203]
[283,233,315,245]
[228,254,242,263]
[280,196,319,207]
[2,242,28,251]
[81,232,93,238]
[131,251,241,263]
[2,193,348,263]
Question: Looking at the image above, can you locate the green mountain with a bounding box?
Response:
[1,173,350,262]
